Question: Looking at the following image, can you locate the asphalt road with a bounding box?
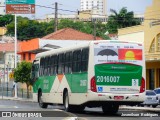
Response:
[0,99,160,120]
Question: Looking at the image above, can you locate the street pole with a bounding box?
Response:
[54,2,58,32]
[7,64,8,97]
[2,51,5,99]
[14,14,17,98]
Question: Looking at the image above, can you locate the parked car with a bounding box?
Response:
[140,90,158,108]
[154,88,160,104]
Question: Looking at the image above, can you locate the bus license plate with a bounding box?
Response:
[114,96,124,100]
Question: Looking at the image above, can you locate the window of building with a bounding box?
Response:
[149,39,155,53]
[157,34,160,51]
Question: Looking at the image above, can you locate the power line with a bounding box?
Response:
[36,5,55,9]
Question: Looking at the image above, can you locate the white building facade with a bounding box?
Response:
[80,0,106,15]
[0,0,5,15]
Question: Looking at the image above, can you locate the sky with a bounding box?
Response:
[29,0,152,19]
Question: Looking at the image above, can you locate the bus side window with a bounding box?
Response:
[48,56,51,76]
[81,48,89,72]
[31,60,39,82]
[50,56,54,75]
[44,57,48,76]
[58,54,65,74]
[72,50,82,72]
[54,55,58,74]
[40,58,44,76]
[64,52,72,74]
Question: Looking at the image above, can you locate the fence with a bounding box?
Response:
[0,86,33,99]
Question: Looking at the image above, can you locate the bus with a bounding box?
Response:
[31,40,146,113]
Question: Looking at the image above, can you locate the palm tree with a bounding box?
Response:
[107,7,141,33]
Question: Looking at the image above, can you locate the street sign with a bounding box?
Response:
[6,4,35,14]
[6,0,35,4]
[6,0,35,14]
[9,72,14,79]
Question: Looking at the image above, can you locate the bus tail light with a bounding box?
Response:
[140,77,145,93]
[90,77,97,92]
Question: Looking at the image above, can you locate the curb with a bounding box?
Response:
[120,106,160,112]
[0,96,34,102]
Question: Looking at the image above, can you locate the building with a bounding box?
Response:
[37,0,107,23]
[0,0,5,15]
[36,14,78,23]
[80,0,106,15]
[18,28,103,62]
[78,10,108,23]
[37,11,108,23]
[0,27,7,42]
[0,43,21,84]
[118,0,160,90]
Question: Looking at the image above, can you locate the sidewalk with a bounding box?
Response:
[120,105,160,112]
[0,96,34,102]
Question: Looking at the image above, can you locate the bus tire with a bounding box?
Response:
[38,91,48,109]
[152,105,157,108]
[64,91,71,112]
[102,104,119,114]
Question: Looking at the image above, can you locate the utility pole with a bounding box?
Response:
[7,63,8,97]
[2,51,5,99]
[14,14,17,98]
[54,2,58,32]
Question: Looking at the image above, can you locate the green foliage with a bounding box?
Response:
[14,61,32,98]
[6,16,54,40]
[58,19,109,40]
[0,14,14,27]
[6,16,110,40]
[106,7,141,33]
[14,61,32,85]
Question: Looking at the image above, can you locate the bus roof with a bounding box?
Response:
[35,40,143,59]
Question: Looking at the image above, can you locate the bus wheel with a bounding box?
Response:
[38,91,48,108]
[64,92,71,112]
[152,105,157,108]
[102,104,119,114]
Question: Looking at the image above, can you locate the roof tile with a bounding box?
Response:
[42,28,103,40]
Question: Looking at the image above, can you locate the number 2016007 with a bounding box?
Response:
[96,76,120,83]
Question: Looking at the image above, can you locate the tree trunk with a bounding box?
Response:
[26,83,29,99]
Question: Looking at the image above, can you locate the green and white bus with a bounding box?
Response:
[31,40,146,113]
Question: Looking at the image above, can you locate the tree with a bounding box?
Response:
[6,16,109,40]
[0,14,14,27]
[106,7,141,33]
[58,19,109,39]
[6,16,54,41]
[14,61,32,98]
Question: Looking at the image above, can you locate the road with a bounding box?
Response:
[0,99,159,120]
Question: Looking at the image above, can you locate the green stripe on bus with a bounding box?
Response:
[65,72,88,93]
[33,75,56,93]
